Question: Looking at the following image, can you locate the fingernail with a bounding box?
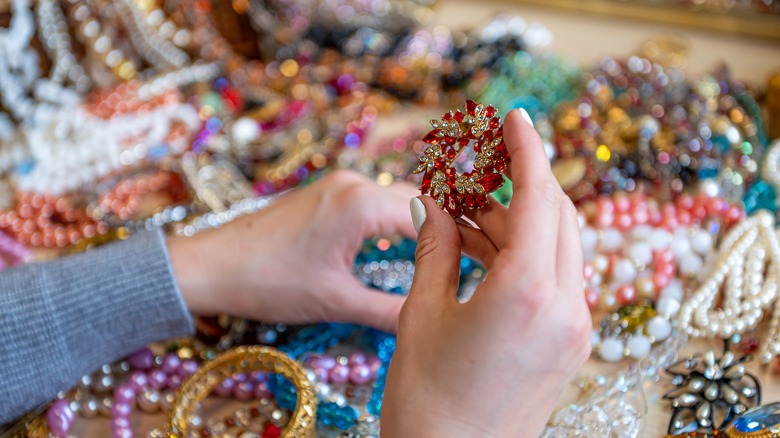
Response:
[410,197,426,234]
[518,108,534,128]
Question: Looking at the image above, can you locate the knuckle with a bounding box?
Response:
[560,309,592,355]
[414,235,439,261]
[532,178,560,210]
[559,195,577,220]
[325,169,363,185]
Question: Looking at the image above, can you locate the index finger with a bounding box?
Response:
[502,109,560,273]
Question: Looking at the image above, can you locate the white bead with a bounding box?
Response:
[649,229,672,251]
[600,228,623,252]
[231,117,261,145]
[656,297,681,317]
[581,227,598,260]
[627,335,652,359]
[589,272,603,288]
[647,316,672,341]
[680,253,704,277]
[691,230,714,255]
[630,225,652,240]
[627,241,653,265]
[612,258,638,284]
[590,329,601,348]
[670,233,692,258]
[660,279,684,302]
[592,254,609,273]
[598,337,625,362]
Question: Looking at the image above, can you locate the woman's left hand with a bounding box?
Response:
[168,170,418,333]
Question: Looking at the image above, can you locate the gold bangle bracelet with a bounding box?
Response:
[167,345,317,437]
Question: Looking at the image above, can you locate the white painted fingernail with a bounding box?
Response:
[410,197,426,234]
[518,108,534,128]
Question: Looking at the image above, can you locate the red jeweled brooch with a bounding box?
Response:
[413,100,509,216]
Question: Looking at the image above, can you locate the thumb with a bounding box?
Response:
[408,196,462,305]
[336,277,406,333]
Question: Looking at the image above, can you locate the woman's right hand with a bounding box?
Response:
[381,109,592,437]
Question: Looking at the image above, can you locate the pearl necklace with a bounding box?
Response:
[113,0,191,70]
[35,0,91,91]
[17,99,200,194]
[679,210,780,364]
[0,0,82,173]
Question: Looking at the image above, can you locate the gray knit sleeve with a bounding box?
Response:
[0,229,194,424]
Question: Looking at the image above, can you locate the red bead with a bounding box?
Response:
[263,423,281,438]
[453,111,465,123]
[585,287,600,311]
[596,196,615,214]
[583,263,595,280]
[677,210,691,225]
[489,117,500,129]
[652,272,671,289]
[614,193,630,213]
[485,105,497,118]
[616,285,637,306]
[596,213,614,228]
[706,197,726,216]
[675,193,694,211]
[615,212,633,230]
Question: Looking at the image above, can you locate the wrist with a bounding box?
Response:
[167,234,222,316]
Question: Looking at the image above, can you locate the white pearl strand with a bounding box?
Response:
[114,0,191,70]
[761,139,780,188]
[0,0,81,173]
[679,211,780,364]
[35,0,91,91]
[17,101,201,194]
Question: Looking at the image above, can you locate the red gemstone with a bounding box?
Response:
[485,105,496,118]
[495,160,506,172]
[445,167,456,178]
[263,423,281,438]
[464,195,476,209]
[434,160,445,170]
[475,195,488,208]
[465,100,477,115]
[421,172,433,193]
[446,148,456,159]
[445,195,462,217]
[443,136,455,146]
[489,117,500,129]
[479,172,504,192]
[443,112,453,122]
[422,131,439,144]
[459,136,470,146]
[483,131,493,143]
[474,143,482,153]
[453,111,465,123]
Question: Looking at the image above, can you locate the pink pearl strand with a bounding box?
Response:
[0,230,32,269]
[580,192,745,311]
[304,351,381,386]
